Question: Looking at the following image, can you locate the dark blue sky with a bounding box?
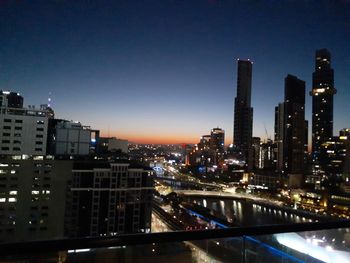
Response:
[1,0,349,144]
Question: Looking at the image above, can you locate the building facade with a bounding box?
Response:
[0,156,72,242]
[0,102,50,156]
[66,161,154,237]
[311,49,336,163]
[47,120,93,156]
[275,75,307,186]
[0,91,23,108]
[233,60,253,171]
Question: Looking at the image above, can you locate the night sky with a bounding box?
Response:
[0,0,349,144]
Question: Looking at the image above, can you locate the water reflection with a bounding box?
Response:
[185,197,311,226]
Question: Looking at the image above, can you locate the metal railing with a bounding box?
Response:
[0,219,349,256]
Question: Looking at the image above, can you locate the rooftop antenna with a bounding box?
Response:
[48,92,52,107]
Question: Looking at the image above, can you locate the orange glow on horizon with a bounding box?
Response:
[99,130,200,144]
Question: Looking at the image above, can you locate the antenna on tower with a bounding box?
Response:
[48,92,52,107]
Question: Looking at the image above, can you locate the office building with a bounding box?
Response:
[233,59,253,171]
[210,128,225,164]
[47,120,99,156]
[311,49,336,163]
[275,75,307,187]
[319,130,350,190]
[210,128,225,153]
[66,161,154,237]
[0,97,51,156]
[188,128,225,167]
[275,104,285,172]
[259,139,275,170]
[0,156,72,242]
[252,137,261,170]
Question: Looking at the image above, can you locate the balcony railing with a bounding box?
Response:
[0,220,350,263]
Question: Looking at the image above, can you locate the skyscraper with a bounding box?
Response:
[311,49,336,163]
[234,59,253,171]
[210,127,225,165]
[275,75,307,186]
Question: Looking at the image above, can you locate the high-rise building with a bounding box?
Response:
[233,59,253,171]
[210,128,225,153]
[0,99,51,156]
[319,129,350,190]
[311,49,336,163]
[210,128,225,165]
[252,137,261,170]
[275,103,285,172]
[275,75,307,186]
[66,161,154,237]
[259,139,275,170]
[188,128,225,167]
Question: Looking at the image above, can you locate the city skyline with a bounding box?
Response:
[1,1,350,144]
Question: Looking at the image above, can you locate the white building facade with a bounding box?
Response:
[0,106,49,156]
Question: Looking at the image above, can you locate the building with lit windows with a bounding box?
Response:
[0,156,73,243]
[0,91,23,108]
[259,139,275,170]
[311,49,336,164]
[275,75,307,187]
[65,161,154,237]
[188,128,225,168]
[233,59,253,171]
[319,130,350,190]
[252,137,261,170]
[98,137,129,154]
[0,94,52,156]
[210,128,225,164]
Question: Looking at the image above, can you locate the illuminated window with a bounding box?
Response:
[9,191,17,195]
[8,197,17,202]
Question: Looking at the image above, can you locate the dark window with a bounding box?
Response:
[35,141,43,145]
[35,148,42,151]
[36,128,44,131]
[15,120,23,123]
[14,133,21,137]
[14,127,22,130]
[37,121,44,125]
[3,126,11,130]
[4,119,11,123]
[2,133,10,137]
[1,147,9,151]
[36,134,43,138]
[13,147,20,151]
[2,140,10,144]
[13,140,21,144]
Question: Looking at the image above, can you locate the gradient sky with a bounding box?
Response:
[0,0,349,144]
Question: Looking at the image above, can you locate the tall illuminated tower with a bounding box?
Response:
[311,49,336,163]
[233,59,253,170]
